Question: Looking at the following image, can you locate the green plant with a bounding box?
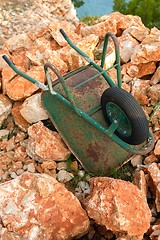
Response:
[113,0,160,29]
[72,0,84,8]
[65,154,76,172]
[0,122,7,130]
[108,162,134,181]
[80,15,99,26]
[8,125,19,139]
[149,101,160,123]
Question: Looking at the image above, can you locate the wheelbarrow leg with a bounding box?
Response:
[107,121,119,137]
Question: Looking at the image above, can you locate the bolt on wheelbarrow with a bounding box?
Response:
[2,29,154,176]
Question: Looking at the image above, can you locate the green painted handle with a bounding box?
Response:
[2,55,48,91]
[59,29,116,87]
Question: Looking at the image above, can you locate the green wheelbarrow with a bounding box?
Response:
[2,29,154,175]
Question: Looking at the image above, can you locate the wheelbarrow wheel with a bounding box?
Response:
[101,87,149,145]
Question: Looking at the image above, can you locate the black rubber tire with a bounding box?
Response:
[101,87,149,145]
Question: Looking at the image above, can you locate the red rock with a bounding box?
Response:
[156,183,160,212]
[0,49,12,70]
[80,13,118,38]
[43,49,68,76]
[35,37,52,50]
[131,79,150,105]
[20,93,49,123]
[0,228,22,239]
[154,140,160,156]
[0,172,90,239]
[84,177,151,238]
[1,66,17,94]
[151,66,160,85]
[122,74,132,84]
[11,50,30,70]
[59,34,99,70]
[150,108,160,132]
[94,12,145,35]
[37,0,78,22]
[144,154,158,164]
[26,46,68,78]
[11,101,30,132]
[49,21,80,47]
[25,36,59,66]
[4,33,33,52]
[5,136,15,152]
[9,161,23,173]
[0,94,12,127]
[107,68,122,84]
[133,92,149,106]
[117,14,146,31]
[147,85,160,105]
[126,62,156,78]
[26,42,50,66]
[149,218,160,239]
[27,26,50,41]
[6,66,46,100]
[118,33,139,63]
[27,121,70,161]
[147,163,160,196]
[131,78,150,92]
[41,160,57,177]
[131,33,160,64]
[122,83,131,92]
[14,146,27,162]
[133,169,147,199]
[123,26,150,42]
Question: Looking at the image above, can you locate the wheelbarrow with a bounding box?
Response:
[2,29,154,175]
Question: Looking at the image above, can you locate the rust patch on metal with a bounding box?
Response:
[87,143,98,163]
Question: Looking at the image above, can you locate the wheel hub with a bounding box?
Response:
[106,102,132,137]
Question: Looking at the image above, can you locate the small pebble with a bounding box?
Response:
[23,164,28,170]
[150,217,156,224]
[77,181,90,192]
[57,162,67,170]
[0,129,9,139]
[27,163,35,173]
[78,170,85,178]
[16,169,24,175]
[131,155,143,167]
[85,175,91,182]
[2,172,9,181]
[87,225,95,239]
[74,192,85,201]
[10,172,17,179]
[84,188,90,195]
[57,170,74,183]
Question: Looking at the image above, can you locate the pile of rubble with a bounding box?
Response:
[0,0,78,41]
[0,2,160,239]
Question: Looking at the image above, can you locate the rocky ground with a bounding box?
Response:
[0,0,160,240]
[0,0,78,42]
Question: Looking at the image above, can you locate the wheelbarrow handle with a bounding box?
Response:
[2,55,48,91]
[2,55,13,66]
[101,32,122,87]
[44,62,80,115]
[59,29,116,87]
[60,29,67,39]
